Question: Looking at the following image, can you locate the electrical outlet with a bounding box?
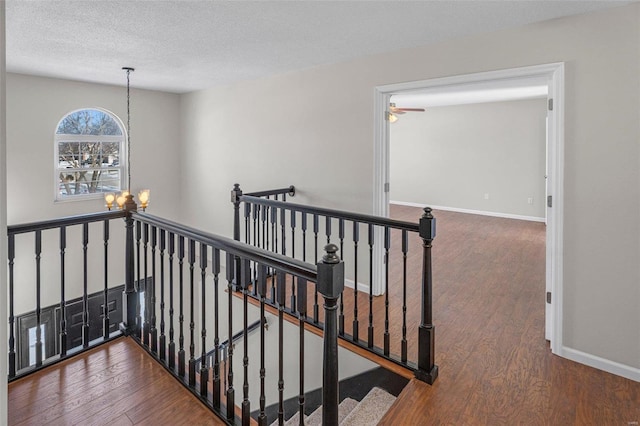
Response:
[484,193,489,200]
[527,197,533,204]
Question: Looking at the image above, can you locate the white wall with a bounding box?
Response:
[390,99,547,219]
[180,4,640,375]
[1,3,8,423]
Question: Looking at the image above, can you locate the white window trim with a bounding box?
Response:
[53,108,127,202]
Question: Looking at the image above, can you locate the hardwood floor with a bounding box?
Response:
[8,337,226,426]
[379,205,640,425]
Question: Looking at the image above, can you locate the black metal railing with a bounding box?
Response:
[231,184,438,384]
[7,210,127,380]
[130,211,344,426]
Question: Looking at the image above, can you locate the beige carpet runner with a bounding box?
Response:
[273,387,396,426]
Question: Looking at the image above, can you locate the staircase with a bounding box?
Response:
[275,387,396,426]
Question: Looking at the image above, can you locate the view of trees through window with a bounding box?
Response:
[56,109,124,199]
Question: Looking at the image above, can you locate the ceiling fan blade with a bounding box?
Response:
[393,107,425,112]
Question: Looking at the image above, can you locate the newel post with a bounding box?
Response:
[317,244,344,426]
[121,195,138,336]
[416,207,438,384]
[231,183,243,242]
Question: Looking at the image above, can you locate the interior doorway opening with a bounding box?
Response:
[373,63,564,354]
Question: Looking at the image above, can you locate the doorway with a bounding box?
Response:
[373,63,564,354]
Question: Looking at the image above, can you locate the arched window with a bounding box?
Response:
[55,108,126,200]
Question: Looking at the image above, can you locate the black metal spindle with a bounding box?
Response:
[301,213,307,263]
[168,232,176,370]
[159,229,166,361]
[368,223,374,349]
[401,230,408,363]
[82,223,89,349]
[326,216,331,244]
[188,239,196,387]
[271,206,277,299]
[8,234,15,376]
[143,223,150,346]
[103,220,110,339]
[252,204,259,296]
[150,226,158,354]
[58,227,67,358]
[241,258,250,425]
[297,277,308,425]
[280,207,286,256]
[257,265,267,426]
[290,210,297,311]
[384,226,391,356]
[212,247,221,409]
[226,252,236,422]
[338,219,345,336]
[178,235,186,377]
[277,271,286,425]
[313,214,319,323]
[200,243,208,398]
[35,230,43,365]
[352,221,359,342]
[135,222,142,341]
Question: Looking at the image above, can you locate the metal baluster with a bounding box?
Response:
[135,222,142,341]
[188,239,196,387]
[103,220,110,339]
[301,213,307,262]
[8,234,15,377]
[326,216,332,244]
[252,203,259,296]
[178,235,186,377]
[353,222,359,342]
[280,206,286,256]
[277,271,286,424]
[290,210,297,312]
[212,248,221,409]
[82,224,89,349]
[159,230,166,361]
[313,214,319,323]
[226,252,236,422]
[59,227,67,358]
[384,226,391,356]
[338,219,345,336]
[271,205,277,300]
[143,223,150,347]
[297,277,308,425]
[401,230,408,363]
[200,243,208,397]
[368,223,374,349]
[150,226,158,354]
[34,230,43,365]
[168,233,176,370]
[257,265,267,426]
[241,258,251,425]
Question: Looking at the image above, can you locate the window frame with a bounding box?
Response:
[53,108,127,202]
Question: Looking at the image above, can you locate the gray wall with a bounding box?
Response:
[179,5,640,374]
[6,74,181,313]
[390,99,547,219]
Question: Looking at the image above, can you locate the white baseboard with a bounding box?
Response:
[559,346,640,382]
[390,200,546,223]
[344,278,383,296]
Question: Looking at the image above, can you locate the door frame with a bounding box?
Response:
[373,63,565,354]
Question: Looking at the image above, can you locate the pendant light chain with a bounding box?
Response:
[124,67,133,193]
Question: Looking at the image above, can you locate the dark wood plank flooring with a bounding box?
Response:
[380,205,640,425]
[8,337,225,426]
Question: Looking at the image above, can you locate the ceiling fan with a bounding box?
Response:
[388,102,425,123]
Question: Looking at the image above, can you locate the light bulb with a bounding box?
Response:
[105,193,115,210]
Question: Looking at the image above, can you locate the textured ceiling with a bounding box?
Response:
[6,0,632,93]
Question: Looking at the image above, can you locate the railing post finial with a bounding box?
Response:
[317,243,344,425]
[416,206,438,384]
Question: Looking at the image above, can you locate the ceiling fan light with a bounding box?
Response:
[388,112,399,123]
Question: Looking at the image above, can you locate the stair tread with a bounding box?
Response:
[341,387,396,426]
